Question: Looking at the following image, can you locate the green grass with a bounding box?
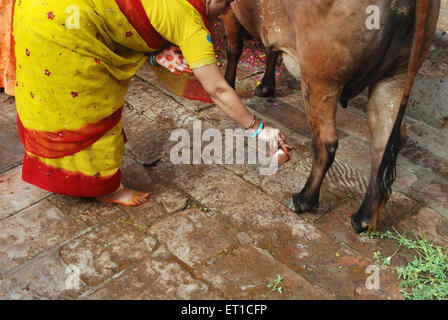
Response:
[263,275,283,299]
[365,228,448,300]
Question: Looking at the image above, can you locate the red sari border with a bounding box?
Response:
[114,0,166,49]
[114,0,213,49]
[17,107,124,159]
[22,154,122,197]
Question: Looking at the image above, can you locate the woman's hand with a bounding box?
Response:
[255,125,291,165]
[154,46,192,75]
[250,125,286,156]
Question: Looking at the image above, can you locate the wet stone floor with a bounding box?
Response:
[0,25,447,300]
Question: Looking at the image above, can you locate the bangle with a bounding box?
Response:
[245,115,256,130]
[250,122,264,138]
[149,52,157,66]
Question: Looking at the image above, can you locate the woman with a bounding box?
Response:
[0,0,16,95]
[13,0,285,207]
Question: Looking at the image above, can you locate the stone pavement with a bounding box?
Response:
[0,25,447,300]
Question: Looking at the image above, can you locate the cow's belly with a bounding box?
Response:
[282,53,301,80]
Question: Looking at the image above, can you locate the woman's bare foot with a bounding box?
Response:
[97,184,149,207]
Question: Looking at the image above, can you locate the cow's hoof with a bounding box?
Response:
[351,211,370,234]
[255,84,276,97]
[289,193,318,214]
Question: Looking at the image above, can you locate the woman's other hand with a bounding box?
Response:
[155,46,193,75]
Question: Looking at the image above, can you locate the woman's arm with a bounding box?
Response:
[193,62,286,155]
[193,63,257,130]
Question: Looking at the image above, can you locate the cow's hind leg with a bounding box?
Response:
[351,74,408,233]
[254,48,280,97]
[291,78,341,213]
[223,11,244,89]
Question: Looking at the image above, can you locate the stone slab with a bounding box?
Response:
[87,258,224,300]
[59,220,158,287]
[150,208,236,268]
[196,245,331,300]
[0,252,87,299]
[0,199,86,276]
[0,166,50,220]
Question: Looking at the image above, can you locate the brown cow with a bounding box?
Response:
[222,10,280,97]
[224,0,441,233]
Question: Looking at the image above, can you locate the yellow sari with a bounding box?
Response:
[13,0,216,197]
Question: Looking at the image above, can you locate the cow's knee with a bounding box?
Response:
[324,140,338,156]
[318,131,338,158]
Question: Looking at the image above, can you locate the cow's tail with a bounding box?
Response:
[369,0,431,232]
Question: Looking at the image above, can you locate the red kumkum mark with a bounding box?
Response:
[125,31,133,37]
[70,91,78,98]
[95,58,101,64]
[45,69,51,76]
[47,11,55,19]
[26,49,30,56]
